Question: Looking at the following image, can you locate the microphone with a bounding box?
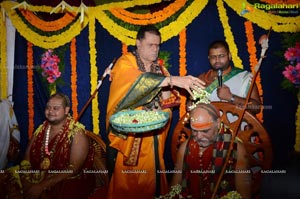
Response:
[217,69,223,87]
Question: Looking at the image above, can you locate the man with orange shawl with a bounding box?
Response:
[106,25,205,199]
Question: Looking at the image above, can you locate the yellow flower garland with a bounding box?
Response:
[1,1,162,48]
[160,0,208,45]
[2,2,89,49]
[96,10,137,46]
[89,17,100,135]
[217,0,244,69]
[4,0,161,13]
[1,0,299,50]
[179,29,187,118]
[70,38,78,120]
[0,12,7,99]
[109,0,185,25]
[27,42,34,138]
[96,0,208,46]
[19,10,76,32]
[244,21,264,122]
[95,0,161,10]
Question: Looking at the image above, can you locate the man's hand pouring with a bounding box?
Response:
[160,75,206,99]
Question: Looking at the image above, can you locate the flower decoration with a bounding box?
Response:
[282,42,300,88]
[279,33,300,152]
[40,49,62,94]
[41,49,61,84]
[188,88,211,111]
[220,191,242,199]
[155,184,182,199]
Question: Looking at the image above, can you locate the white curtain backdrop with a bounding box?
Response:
[6,15,16,102]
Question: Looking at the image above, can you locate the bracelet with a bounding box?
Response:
[169,76,173,88]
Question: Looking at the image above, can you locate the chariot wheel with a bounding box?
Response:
[171,102,272,195]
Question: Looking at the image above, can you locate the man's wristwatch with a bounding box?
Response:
[230,95,235,103]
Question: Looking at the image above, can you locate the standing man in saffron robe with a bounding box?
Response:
[106,25,205,199]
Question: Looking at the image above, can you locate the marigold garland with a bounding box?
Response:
[105,0,194,33]
[19,10,76,32]
[217,0,244,69]
[93,0,162,10]
[122,43,128,54]
[0,13,7,99]
[15,9,80,37]
[104,0,192,33]
[244,21,264,122]
[3,3,90,49]
[245,22,258,70]
[179,29,187,118]
[159,0,208,45]
[112,0,184,20]
[109,0,185,25]
[3,0,161,13]
[70,38,78,119]
[96,10,139,46]
[1,0,299,50]
[27,42,34,138]
[96,0,208,46]
[89,17,100,135]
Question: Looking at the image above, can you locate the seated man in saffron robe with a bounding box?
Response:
[170,103,252,199]
[0,93,95,199]
[106,25,205,199]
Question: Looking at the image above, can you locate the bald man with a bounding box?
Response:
[170,103,251,199]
